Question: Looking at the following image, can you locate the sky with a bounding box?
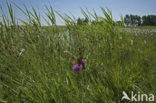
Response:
[0,0,156,25]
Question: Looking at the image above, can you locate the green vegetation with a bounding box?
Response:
[124,14,156,26]
[125,25,156,29]
[0,3,156,103]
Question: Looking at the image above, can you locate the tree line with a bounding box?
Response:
[77,18,89,25]
[124,14,156,26]
[76,14,156,26]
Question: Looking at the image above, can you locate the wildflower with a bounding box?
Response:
[72,60,77,65]
[72,64,83,72]
[19,48,25,56]
[81,59,86,64]
[72,58,86,72]
[21,48,25,52]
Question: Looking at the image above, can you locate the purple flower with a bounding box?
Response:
[21,48,25,52]
[72,58,86,72]
[81,59,86,64]
[72,64,83,72]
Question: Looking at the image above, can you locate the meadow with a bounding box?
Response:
[0,4,156,103]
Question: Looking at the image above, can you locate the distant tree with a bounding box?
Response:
[77,18,83,25]
[146,15,156,26]
[124,15,130,26]
[116,21,123,26]
[142,15,156,26]
[142,16,147,25]
[150,15,156,25]
[137,16,141,26]
[84,18,89,23]
[77,17,89,25]
[124,14,141,26]
[129,15,134,25]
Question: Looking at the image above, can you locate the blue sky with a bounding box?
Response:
[0,0,156,25]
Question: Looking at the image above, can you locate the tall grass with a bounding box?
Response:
[0,3,155,103]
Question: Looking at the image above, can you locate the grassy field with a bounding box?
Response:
[0,4,156,103]
[125,26,156,29]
